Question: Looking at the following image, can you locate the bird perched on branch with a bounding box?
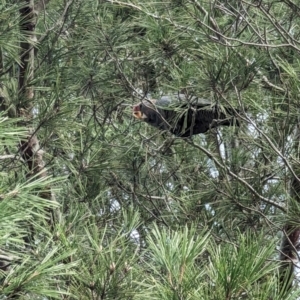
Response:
[132,94,239,137]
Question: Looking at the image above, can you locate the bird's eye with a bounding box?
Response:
[139,104,143,110]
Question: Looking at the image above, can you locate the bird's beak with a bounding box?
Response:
[133,111,147,119]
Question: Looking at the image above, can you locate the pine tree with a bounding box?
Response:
[1,0,300,299]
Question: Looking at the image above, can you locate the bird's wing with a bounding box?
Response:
[160,94,212,104]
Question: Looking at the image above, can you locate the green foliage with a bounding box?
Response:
[208,233,277,299]
[136,225,209,300]
[1,0,300,298]
[0,117,76,298]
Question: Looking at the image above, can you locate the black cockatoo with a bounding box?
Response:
[133,94,239,137]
